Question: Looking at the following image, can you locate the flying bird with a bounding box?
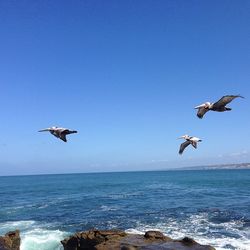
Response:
[178,135,202,155]
[195,95,244,119]
[38,126,77,142]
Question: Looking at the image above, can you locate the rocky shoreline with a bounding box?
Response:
[61,230,215,250]
[0,230,20,250]
[0,229,215,250]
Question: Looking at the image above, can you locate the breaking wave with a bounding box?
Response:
[0,221,68,250]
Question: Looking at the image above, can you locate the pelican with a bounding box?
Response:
[38,126,77,142]
[178,135,202,155]
[195,95,244,119]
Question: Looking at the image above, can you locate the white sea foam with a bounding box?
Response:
[100,205,119,211]
[125,212,250,250]
[37,204,49,209]
[20,228,67,250]
[106,191,143,199]
[0,221,69,250]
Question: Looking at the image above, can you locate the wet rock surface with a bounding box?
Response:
[0,231,20,250]
[61,230,215,250]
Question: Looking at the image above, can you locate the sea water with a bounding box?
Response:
[0,170,249,250]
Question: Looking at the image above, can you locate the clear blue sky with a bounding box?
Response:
[0,0,249,175]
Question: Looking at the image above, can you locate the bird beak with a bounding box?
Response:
[38,128,50,132]
[177,137,183,139]
[194,104,206,109]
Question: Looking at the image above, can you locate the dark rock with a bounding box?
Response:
[61,229,215,250]
[61,235,79,250]
[144,231,168,240]
[121,246,137,250]
[61,230,127,250]
[0,230,20,250]
[181,237,197,245]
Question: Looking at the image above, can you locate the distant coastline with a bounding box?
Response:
[175,162,250,171]
[0,163,250,177]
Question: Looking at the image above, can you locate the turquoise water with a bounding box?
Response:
[0,170,249,250]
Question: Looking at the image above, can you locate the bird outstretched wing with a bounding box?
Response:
[179,140,191,155]
[67,130,78,135]
[191,141,197,149]
[212,95,244,109]
[51,132,60,139]
[61,129,78,135]
[59,133,67,142]
[196,107,209,119]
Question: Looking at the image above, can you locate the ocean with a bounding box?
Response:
[0,170,249,250]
